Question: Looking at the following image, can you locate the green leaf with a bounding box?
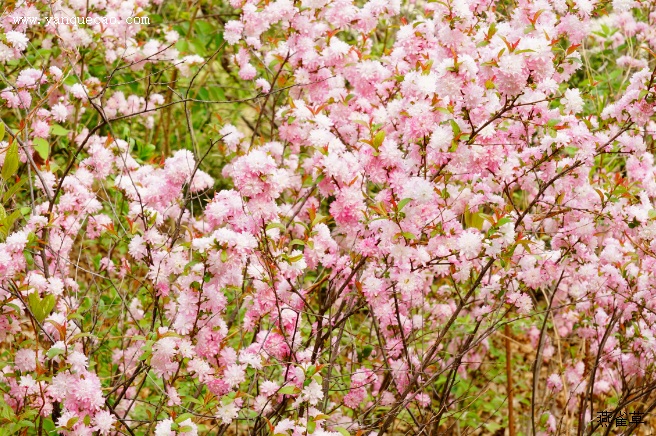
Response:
[266,222,286,232]
[191,37,206,55]
[397,198,412,212]
[288,253,303,263]
[33,138,49,161]
[176,39,190,53]
[0,209,22,238]
[42,418,56,432]
[176,413,194,423]
[197,87,210,101]
[546,118,561,128]
[46,347,65,359]
[307,420,316,434]
[1,142,19,182]
[449,119,461,137]
[185,396,203,405]
[372,130,385,150]
[28,292,56,324]
[3,177,26,203]
[400,231,416,240]
[50,124,69,136]
[42,295,56,317]
[496,217,513,227]
[336,427,351,436]
[18,420,35,428]
[0,123,4,142]
[278,385,300,395]
[65,416,79,428]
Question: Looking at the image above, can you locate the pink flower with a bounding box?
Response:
[224,20,244,44]
[67,351,88,373]
[14,349,37,372]
[547,374,563,393]
[128,235,147,260]
[16,69,45,88]
[260,380,280,397]
[239,63,257,80]
[49,66,63,80]
[166,386,182,406]
[31,120,50,138]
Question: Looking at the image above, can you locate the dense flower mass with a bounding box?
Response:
[1,0,656,434]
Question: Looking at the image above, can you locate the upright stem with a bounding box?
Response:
[506,321,515,436]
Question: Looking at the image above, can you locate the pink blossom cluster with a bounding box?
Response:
[1,0,656,434]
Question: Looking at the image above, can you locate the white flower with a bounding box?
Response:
[51,103,69,122]
[561,88,584,114]
[406,177,434,203]
[499,53,524,76]
[6,231,28,252]
[457,230,483,258]
[154,418,173,436]
[239,350,262,369]
[178,418,198,435]
[188,358,214,381]
[19,375,38,394]
[0,42,14,62]
[216,402,240,424]
[165,30,180,44]
[429,126,453,152]
[6,31,29,51]
[612,0,634,11]
[223,364,246,388]
[47,277,65,296]
[498,222,516,245]
[302,380,323,406]
[224,21,244,44]
[273,418,296,434]
[575,0,594,15]
[93,410,116,435]
[288,250,307,272]
[69,83,88,99]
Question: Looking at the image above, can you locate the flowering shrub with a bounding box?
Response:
[1,0,656,434]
